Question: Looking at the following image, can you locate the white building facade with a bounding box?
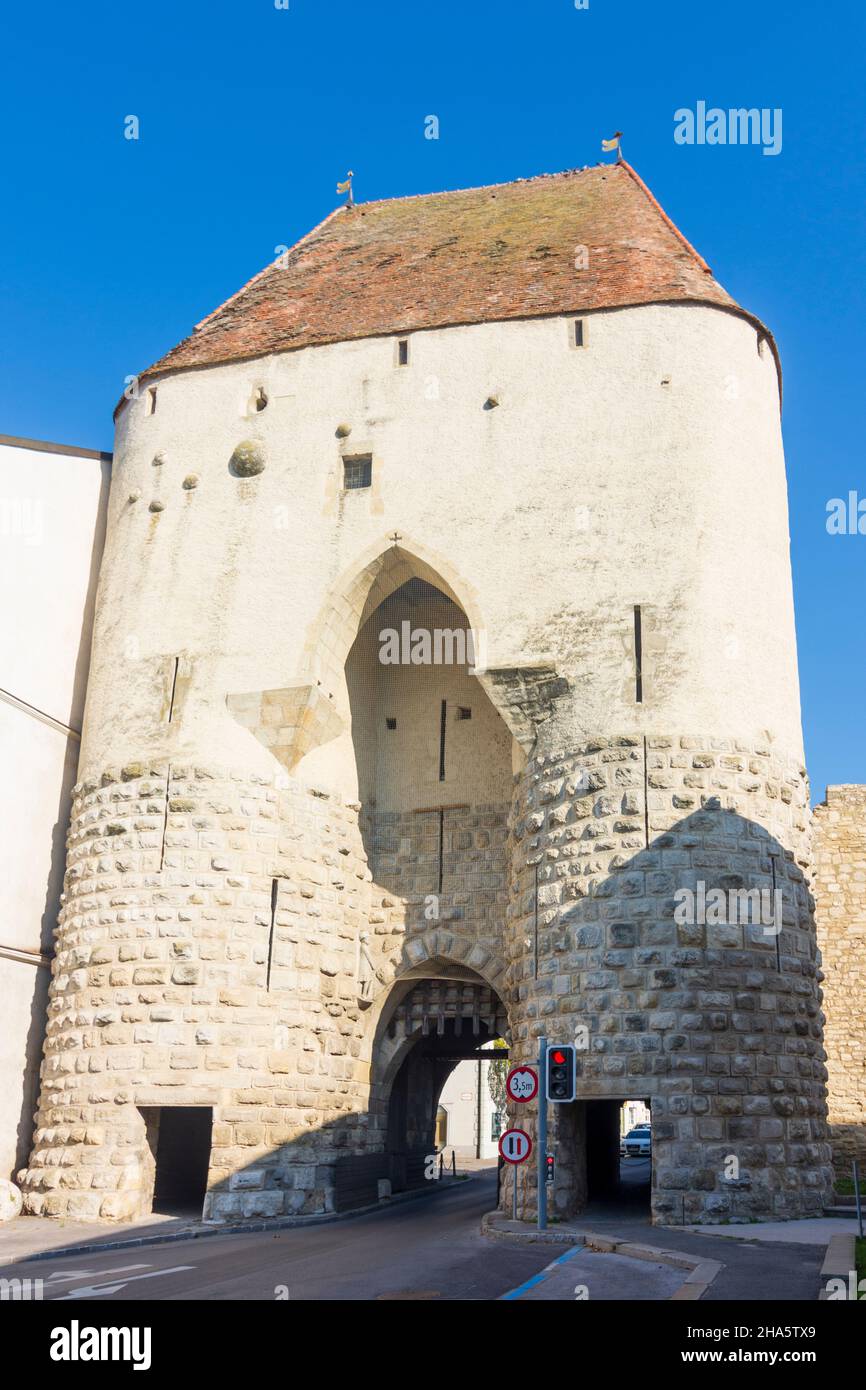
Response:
[0,436,108,1182]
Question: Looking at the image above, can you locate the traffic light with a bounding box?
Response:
[545,1153,555,1185]
[545,1043,576,1101]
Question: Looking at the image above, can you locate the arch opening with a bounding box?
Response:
[344,575,514,846]
[371,973,509,1192]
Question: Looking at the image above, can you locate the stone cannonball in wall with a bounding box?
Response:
[229,440,266,477]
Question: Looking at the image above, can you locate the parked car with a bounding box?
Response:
[623,1124,651,1157]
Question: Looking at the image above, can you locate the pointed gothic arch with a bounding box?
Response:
[300,535,488,715]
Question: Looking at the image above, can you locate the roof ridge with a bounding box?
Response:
[617,158,714,277]
[349,163,606,212]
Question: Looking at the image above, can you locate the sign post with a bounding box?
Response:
[498,1128,532,1221]
[537,1035,548,1231]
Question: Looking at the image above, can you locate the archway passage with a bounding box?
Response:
[324,554,516,1212]
[552,1097,653,1220]
[339,974,509,1207]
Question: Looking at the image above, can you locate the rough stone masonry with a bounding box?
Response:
[813,786,866,1173]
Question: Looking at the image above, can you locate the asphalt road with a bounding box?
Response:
[9,1171,556,1302]
[6,1163,825,1303]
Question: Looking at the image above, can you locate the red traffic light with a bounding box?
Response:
[545,1043,576,1102]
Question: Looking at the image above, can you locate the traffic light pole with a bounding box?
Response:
[537,1035,548,1231]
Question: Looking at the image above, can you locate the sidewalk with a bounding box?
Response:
[683,1216,862,1245]
[488,1210,831,1301]
[0,1211,203,1266]
[500,1241,689,1301]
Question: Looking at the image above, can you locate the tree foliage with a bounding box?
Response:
[487,1037,509,1113]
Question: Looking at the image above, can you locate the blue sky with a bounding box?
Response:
[2,0,863,798]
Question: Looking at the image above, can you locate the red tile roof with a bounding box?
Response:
[123,160,775,411]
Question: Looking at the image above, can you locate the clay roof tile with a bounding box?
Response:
[122,161,777,413]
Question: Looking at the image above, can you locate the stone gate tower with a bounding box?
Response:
[21,161,832,1225]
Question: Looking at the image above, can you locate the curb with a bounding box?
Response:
[818,1231,859,1301]
[3,1174,475,1267]
[483,1212,723,1301]
[482,1211,576,1247]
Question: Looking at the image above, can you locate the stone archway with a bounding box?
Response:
[305,537,488,701]
[368,966,510,1192]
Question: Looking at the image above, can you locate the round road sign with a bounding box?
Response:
[505,1066,538,1103]
[498,1128,532,1164]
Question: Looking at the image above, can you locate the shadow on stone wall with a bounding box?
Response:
[504,795,832,1225]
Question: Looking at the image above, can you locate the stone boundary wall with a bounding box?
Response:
[813,785,866,1174]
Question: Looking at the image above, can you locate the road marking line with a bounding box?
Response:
[53,1266,195,1299]
[46,1265,150,1282]
[500,1244,584,1300]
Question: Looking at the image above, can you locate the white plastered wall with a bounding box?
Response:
[313,586,514,808]
[0,441,109,1178]
[83,302,801,797]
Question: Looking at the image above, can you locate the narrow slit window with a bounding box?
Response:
[167,657,180,723]
[573,319,585,348]
[438,699,447,781]
[266,878,278,991]
[770,856,781,974]
[633,606,643,704]
[253,387,268,411]
[343,454,372,491]
[147,386,158,415]
[397,338,409,366]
